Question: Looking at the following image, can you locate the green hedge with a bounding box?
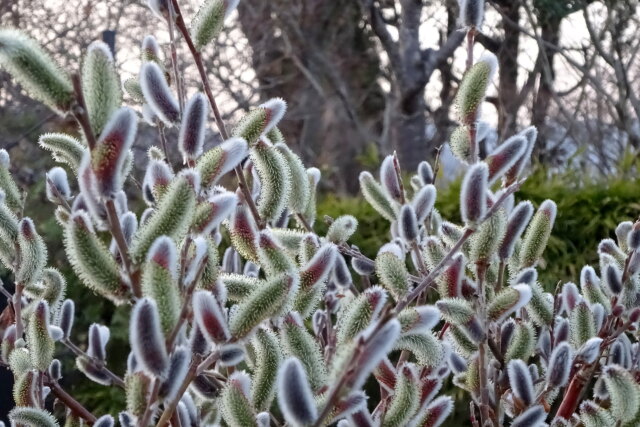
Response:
[317,168,640,288]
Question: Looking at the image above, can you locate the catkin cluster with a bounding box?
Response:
[1,0,640,426]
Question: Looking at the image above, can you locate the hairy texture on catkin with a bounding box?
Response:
[179,93,208,162]
[15,218,45,288]
[197,137,248,189]
[603,365,640,422]
[191,0,240,51]
[459,0,484,28]
[9,407,59,427]
[508,359,534,406]
[229,196,259,261]
[0,29,72,114]
[251,328,282,411]
[142,236,180,333]
[230,273,297,338]
[251,139,291,222]
[359,171,397,221]
[257,230,297,276]
[460,163,488,226]
[65,211,127,304]
[380,155,403,202]
[519,199,556,268]
[383,365,420,427]
[0,152,22,214]
[499,200,533,259]
[45,167,71,202]
[277,358,318,427]
[221,371,256,427]
[130,298,169,379]
[140,62,179,125]
[505,126,537,184]
[455,52,497,120]
[27,300,54,371]
[92,107,137,198]
[193,290,230,343]
[485,136,526,184]
[82,41,121,136]
[232,98,287,145]
[280,313,327,391]
[275,143,310,213]
[130,174,196,264]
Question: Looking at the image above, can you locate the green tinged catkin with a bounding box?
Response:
[251,328,282,411]
[376,248,409,300]
[82,41,122,136]
[9,407,59,427]
[221,372,256,427]
[27,300,54,371]
[0,150,22,211]
[191,0,239,51]
[65,211,127,304]
[257,231,297,276]
[280,313,327,392]
[141,236,180,334]
[16,218,47,286]
[275,143,310,213]
[359,171,397,221]
[130,174,196,264]
[519,200,557,268]
[0,29,73,114]
[229,273,297,338]
[251,139,291,222]
[38,133,85,171]
[454,52,497,120]
[383,365,420,427]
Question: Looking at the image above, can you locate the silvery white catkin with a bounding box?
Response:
[45,167,71,202]
[605,263,622,294]
[130,298,169,379]
[140,62,180,125]
[399,204,419,242]
[380,155,403,202]
[460,163,488,226]
[547,342,572,387]
[417,161,433,185]
[87,324,109,361]
[511,405,546,427]
[412,184,436,223]
[93,415,114,427]
[499,201,534,260]
[193,289,230,343]
[179,93,208,162]
[159,346,191,402]
[58,299,75,339]
[507,359,534,406]
[459,0,484,28]
[277,358,318,427]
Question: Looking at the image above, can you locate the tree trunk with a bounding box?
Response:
[496,1,521,140]
[236,1,386,193]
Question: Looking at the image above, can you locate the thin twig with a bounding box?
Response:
[62,339,125,387]
[47,379,97,424]
[70,74,97,151]
[169,0,263,229]
[167,1,185,113]
[396,179,523,312]
[105,199,139,298]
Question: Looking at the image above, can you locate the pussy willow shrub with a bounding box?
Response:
[1,1,640,426]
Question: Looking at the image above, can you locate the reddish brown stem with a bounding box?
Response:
[71,74,97,151]
[169,1,263,229]
[48,380,97,424]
